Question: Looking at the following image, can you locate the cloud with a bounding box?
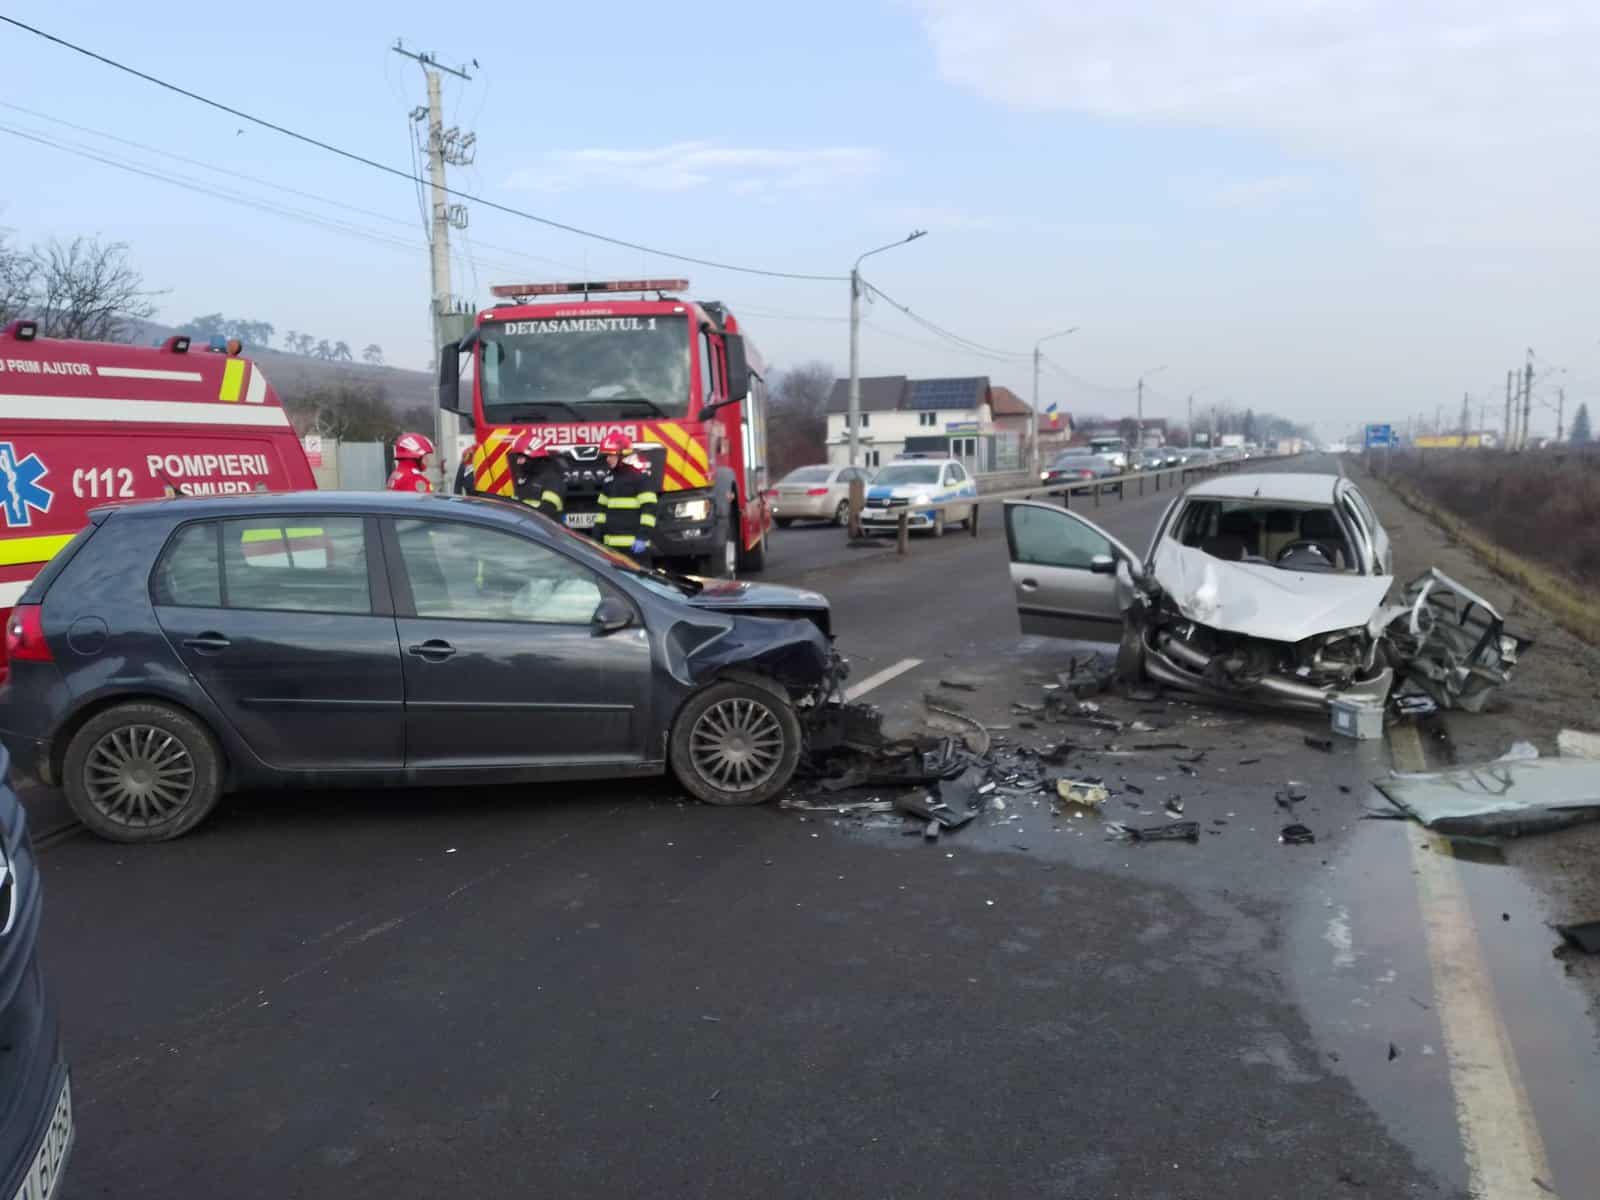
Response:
[908,2,1600,243]
[507,142,880,194]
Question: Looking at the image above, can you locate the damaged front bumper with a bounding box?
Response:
[1129,567,1527,714]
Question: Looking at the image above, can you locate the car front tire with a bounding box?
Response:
[62,701,224,842]
[670,680,802,807]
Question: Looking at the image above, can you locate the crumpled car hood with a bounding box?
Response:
[1149,540,1392,643]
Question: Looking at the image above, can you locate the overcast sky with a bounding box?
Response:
[4,2,1597,438]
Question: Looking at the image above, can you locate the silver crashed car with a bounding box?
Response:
[1002,473,1525,711]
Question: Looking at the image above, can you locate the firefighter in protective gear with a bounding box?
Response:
[454,445,477,495]
[594,431,657,563]
[387,432,435,493]
[506,430,567,516]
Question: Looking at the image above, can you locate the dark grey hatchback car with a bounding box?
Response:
[0,492,838,843]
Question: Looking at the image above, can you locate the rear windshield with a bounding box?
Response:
[781,467,833,484]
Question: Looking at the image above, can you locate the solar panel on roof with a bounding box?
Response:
[909,377,986,410]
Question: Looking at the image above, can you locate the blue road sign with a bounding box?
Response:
[1364,423,1395,449]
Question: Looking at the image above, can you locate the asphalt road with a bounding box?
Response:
[29,456,1593,1198]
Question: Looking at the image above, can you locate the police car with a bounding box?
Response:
[859,455,978,536]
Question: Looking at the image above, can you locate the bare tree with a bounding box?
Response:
[314,338,333,360]
[332,340,352,362]
[0,235,37,326]
[768,360,836,476]
[30,237,159,342]
[362,343,384,365]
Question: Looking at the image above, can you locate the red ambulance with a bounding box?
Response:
[0,319,316,678]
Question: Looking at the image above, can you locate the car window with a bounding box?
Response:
[152,522,222,608]
[395,519,603,625]
[1010,506,1111,569]
[782,466,832,484]
[949,463,968,483]
[219,518,371,613]
[873,464,941,485]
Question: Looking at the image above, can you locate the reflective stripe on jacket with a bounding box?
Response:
[595,462,657,548]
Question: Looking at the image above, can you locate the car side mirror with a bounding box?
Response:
[723,333,750,405]
[1089,554,1117,575]
[592,595,634,635]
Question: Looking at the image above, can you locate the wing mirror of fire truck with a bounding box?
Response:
[699,334,751,419]
[437,333,475,414]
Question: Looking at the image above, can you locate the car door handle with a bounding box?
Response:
[1019,578,1039,591]
[182,633,231,653]
[407,639,457,662]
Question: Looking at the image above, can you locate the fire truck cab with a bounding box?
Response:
[0,320,316,677]
[438,279,772,577]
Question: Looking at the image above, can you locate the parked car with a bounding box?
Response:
[0,492,841,842]
[1041,450,1122,489]
[1,745,74,1200]
[1002,472,1412,710]
[860,458,978,537]
[1134,448,1168,471]
[1086,437,1129,470]
[770,465,872,528]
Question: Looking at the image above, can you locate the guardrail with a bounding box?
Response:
[847,455,1279,554]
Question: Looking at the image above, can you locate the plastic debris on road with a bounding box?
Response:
[1280,823,1316,845]
[1556,921,1600,955]
[1056,779,1109,809]
[1373,757,1600,837]
[1105,820,1200,843]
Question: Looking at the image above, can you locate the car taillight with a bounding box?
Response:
[805,487,829,496]
[1079,470,1095,478]
[4,605,51,663]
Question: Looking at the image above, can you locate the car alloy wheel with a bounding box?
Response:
[688,697,785,792]
[833,499,849,526]
[84,724,196,826]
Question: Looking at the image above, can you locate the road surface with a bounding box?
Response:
[26,456,1598,1199]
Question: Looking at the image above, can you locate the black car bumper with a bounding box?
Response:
[0,734,46,787]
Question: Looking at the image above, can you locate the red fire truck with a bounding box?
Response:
[0,319,316,677]
[439,279,772,576]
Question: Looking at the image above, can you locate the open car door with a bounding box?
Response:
[1002,500,1142,643]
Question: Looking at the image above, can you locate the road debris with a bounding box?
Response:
[1557,728,1600,760]
[1383,569,1533,713]
[1280,824,1316,845]
[1373,757,1600,837]
[1304,735,1334,752]
[1105,820,1200,843]
[1556,921,1600,955]
[1387,1042,1400,1062]
[1056,779,1109,809]
[1164,795,1185,817]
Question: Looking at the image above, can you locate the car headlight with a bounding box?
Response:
[671,498,713,522]
[911,493,932,505]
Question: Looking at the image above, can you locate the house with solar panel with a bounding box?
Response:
[822,375,1033,472]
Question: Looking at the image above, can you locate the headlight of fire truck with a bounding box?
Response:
[670,498,712,522]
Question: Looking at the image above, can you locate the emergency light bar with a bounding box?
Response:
[489,278,690,299]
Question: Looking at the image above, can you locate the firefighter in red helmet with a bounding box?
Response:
[387,432,435,493]
[506,430,568,516]
[594,431,656,564]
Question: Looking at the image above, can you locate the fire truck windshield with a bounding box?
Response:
[479,315,691,421]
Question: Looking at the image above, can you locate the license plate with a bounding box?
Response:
[564,512,599,529]
[11,1076,72,1200]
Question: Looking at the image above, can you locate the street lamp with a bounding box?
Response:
[1136,364,1167,448]
[1031,326,1079,476]
[848,231,927,466]
[1185,385,1208,448]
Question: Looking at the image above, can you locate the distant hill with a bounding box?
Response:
[126,318,434,416]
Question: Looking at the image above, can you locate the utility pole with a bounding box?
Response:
[1187,393,1194,444]
[847,232,926,467]
[1521,351,1534,451]
[1504,369,1514,449]
[1557,387,1566,442]
[1135,365,1166,449]
[394,39,474,488]
[1031,326,1078,477]
[1459,392,1470,439]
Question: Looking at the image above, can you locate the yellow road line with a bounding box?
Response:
[1390,723,1556,1198]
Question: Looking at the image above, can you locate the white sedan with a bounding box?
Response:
[771,465,873,527]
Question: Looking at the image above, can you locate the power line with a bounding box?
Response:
[0,101,581,276]
[0,15,847,283]
[858,276,1029,360]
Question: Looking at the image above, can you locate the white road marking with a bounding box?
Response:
[843,657,923,701]
[1390,723,1556,1199]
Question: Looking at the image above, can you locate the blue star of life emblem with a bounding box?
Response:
[0,443,54,528]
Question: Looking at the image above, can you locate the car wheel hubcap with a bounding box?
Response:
[690,699,784,792]
[84,725,195,826]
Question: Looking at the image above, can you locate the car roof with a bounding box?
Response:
[1182,472,1342,504]
[91,490,539,526]
[887,457,960,466]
